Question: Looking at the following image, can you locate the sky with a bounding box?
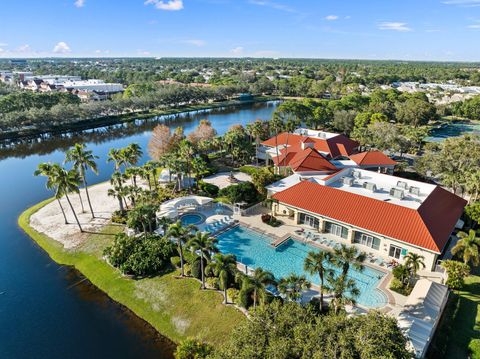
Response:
[0,0,480,61]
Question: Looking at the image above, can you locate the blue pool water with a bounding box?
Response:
[216,226,387,308]
[180,213,205,226]
[426,122,480,142]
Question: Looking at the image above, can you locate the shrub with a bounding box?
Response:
[238,165,259,176]
[469,339,480,359]
[206,277,219,289]
[171,256,181,268]
[227,288,239,304]
[104,233,175,277]
[218,181,260,205]
[261,213,272,223]
[111,210,127,224]
[261,213,281,227]
[190,258,203,279]
[389,278,411,296]
[126,204,158,233]
[183,263,192,276]
[174,338,213,359]
[238,286,254,308]
[442,259,470,289]
[198,180,219,197]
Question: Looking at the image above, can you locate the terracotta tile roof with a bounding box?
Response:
[272,181,466,253]
[349,151,397,166]
[288,148,337,172]
[261,132,359,158]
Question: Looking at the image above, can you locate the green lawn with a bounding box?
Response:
[428,275,480,358]
[18,199,245,346]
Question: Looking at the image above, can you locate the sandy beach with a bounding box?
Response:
[30,181,119,248]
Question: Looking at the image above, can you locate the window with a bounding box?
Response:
[299,213,319,229]
[354,232,380,250]
[389,245,402,259]
[325,222,348,239]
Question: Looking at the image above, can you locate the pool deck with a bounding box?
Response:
[232,210,398,309]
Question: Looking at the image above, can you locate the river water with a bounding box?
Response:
[0,101,279,359]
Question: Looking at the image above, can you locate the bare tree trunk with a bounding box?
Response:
[77,191,85,213]
[65,193,83,232]
[57,198,68,224]
[83,175,95,218]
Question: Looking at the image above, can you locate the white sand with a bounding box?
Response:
[202,171,251,189]
[30,181,121,249]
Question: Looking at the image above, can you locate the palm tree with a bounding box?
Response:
[332,244,366,277]
[188,231,218,289]
[250,120,264,166]
[206,253,237,303]
[179,140,195,192]
[404,253,425,280]
[34,163,68,225]
[242,267,276,310]
[107,148,127,172]
[167,221,191,277]
[124,143,143,167]
[452,229,480,265]
[304,250,332,310]
[157,216,173,234]
[278,273,311,302]
[108,185,125,212]
[55,167,83,232]
[191,156,208,189]
[65,143,99,218]
[110,171,128,209]
[125,166,143,188]
[325,273,360,314]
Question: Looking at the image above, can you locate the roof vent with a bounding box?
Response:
[390,188,405,199]
[397,181,408,189]
[318,132,326,139]
[343,177,354,186]
[352,170,361,179]
[363,182,377,192]
[409,186,421,196]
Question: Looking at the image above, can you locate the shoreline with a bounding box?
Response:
[18,195,245,348]
[1,96,279,142]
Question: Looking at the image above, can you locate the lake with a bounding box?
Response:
[0,101,279,359]
[425,121,480,142]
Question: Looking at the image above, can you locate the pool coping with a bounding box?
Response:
[229,221,395,309]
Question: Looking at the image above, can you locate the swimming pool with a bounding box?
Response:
[216,225,387,308]
[180,213,205,226]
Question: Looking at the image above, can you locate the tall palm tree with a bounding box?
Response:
[250,120,264,166]
[167,220,191,277]
[404,252,426,280]
[107,148,127,172]
[325,273,360,315]
[452,229,480,265]
[65,143,99,218]
[124,143,143,167]
[157,216,173,234]
[179,140,195,192]
[55,167,83,232]
[304,250,332,309]
[188,231,218,289]
[107,185,125,212]
[206,253,237,303]
[34,162,68,224]
[332,244,366,277]
[278,273,311,302]
[242,267,276,310]
[125,166,143,188]
[110,171,128,209]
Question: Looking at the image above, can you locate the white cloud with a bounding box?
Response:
[182,39,206,47]
[16,44,31,52]
[443,0,480,6]
[53,41,71,53]
[230,46,244,55]
[74,0,85,8]
[378,22,412,32]
[325,15,338,21]
[145,0,184,11]
[468,23,480,28]
[0,42,8,47]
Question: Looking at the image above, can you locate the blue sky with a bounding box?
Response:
[0,0,480,61]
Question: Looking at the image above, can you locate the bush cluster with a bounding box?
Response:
[104,233,175,277]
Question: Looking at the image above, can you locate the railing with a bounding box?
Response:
[239,202,265,216]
